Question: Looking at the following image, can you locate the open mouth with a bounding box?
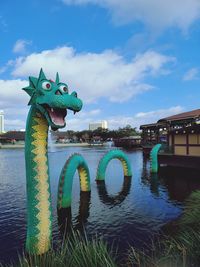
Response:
[42,104,67,128]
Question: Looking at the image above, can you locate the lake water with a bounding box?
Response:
[0,146,200,265]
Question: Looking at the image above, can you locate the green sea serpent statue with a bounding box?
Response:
[23,69,132,255]
[150,144,162,173]
[23,69,88,255]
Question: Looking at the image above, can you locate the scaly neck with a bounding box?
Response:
[25,106,52,254]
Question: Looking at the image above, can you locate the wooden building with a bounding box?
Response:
[158,109,200,156]
[114,136,141,148]
[140,109,200,169]
[140,123,167,155]
[140,123,158,145]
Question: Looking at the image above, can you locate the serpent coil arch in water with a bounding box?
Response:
[96,149,132,205]
[96,149,132,181]
[57,153,91,209]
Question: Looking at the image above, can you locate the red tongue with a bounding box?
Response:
[48,108,65,126]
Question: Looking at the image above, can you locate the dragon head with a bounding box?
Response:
[23,69,83,131]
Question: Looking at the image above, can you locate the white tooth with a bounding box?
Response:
[51,108,54,112]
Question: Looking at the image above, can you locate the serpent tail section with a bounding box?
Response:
[150,144,162,173]
[57,153,91,209]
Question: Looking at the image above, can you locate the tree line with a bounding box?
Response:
[52,125,140,143]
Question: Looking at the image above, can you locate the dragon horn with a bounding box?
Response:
[38,68,46,81]
[56,72,60,84]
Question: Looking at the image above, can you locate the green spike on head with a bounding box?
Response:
[55,72,59,84]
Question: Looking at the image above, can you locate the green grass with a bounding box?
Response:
[1,231,116,267]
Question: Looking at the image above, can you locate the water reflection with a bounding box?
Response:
[96,176,132,206]
[150,174,160,197]
[57,191,91,237]
[141,159,160,197]
[141,157,200,203]
[160,167,200,202]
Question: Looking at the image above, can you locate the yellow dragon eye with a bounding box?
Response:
[42,81,52,90]
[59,84,68,93]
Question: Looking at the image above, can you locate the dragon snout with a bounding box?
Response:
[71,91,78,98]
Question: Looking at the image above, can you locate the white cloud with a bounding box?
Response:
[0,77,183,132]
[108,106,184,129]
[0,79,29,109]
[11,46,174,103]
[1,46,177,131]
[79,109,101,118]
[135,105,183,121]
[0,79,28,107]
[64,105,184,130]
[183,68,199,81]
[0,79,29,130]
[4,119,27,129]
[13,39,32,54]
[62,0,200,32]
[0,60,15,74]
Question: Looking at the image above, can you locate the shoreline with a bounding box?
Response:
[0,142,109,149]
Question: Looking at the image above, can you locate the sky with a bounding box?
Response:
[0,0,200,131]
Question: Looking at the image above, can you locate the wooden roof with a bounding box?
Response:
[139,109,200,130]
[140,123,157,130]
[158,109,200,123]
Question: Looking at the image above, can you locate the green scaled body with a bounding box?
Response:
[96,149,132,181]
[150,144,162,173]
[57,153,90,209]
[25,106,52,254]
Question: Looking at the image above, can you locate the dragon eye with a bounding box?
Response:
[42,81,52,90]
[59,84,68,93]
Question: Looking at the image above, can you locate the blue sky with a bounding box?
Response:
[0,0,200,131]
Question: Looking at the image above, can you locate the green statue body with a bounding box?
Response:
[24,69,85,254]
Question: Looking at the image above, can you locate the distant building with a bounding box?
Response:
[0,131,25,144]
[0,110,4,133]
[89,120,108,131]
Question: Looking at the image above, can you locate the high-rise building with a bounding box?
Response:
[0,110,4,133]
[89,120,108,131]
